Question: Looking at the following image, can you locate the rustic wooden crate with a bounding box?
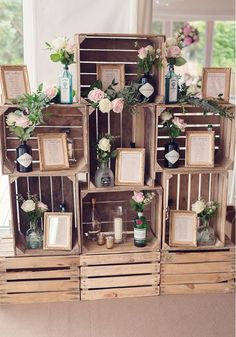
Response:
[0,255,80,304]
[75,33,166,104]
[0,104,89,175]
[0,236,14,257]
[155,104,235,172]
[80,251,160,300]
[88,104,157,188]
[161,170,229,250]
[160,249,235,295]
[8,173,81,256]
[80,186,162,254]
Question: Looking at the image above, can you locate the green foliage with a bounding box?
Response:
[120,82,147,114]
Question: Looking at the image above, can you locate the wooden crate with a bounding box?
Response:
[0,236,14,257]
[81,186,162,254]
[80,251,160,300]
[88,104,157,188]
[161,171,229,250]
[75,33,166,104]
[0,256,80,304]
[9,173,81,256]
[0,104,89,175]
[155,104,235,172]
[161,249,235,295]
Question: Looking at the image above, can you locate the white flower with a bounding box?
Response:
[161,111,172,122]
[98,137,111,152]
[65,42,75,54]
[192,200,206,214]
[99,98,112,113]
[6,112,17,126]
[166,37,177,47]
[156,48,161,54]
[37,201,48,212]
[21,199,36,213]
[145,45,155,54]
[172,117,187,132]
[52,37,67,50]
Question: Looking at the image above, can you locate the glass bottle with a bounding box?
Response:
[59,64,73,104]
[26,219,43,249]
[16,141,33,172]
[165,64,179,104]
[133,211,148,247]
[62,128,75,161]
[86,198,101,241]
[164,138,180,168]
[113,206,124,244]
[95,161,114,188]
[138,72,155,103]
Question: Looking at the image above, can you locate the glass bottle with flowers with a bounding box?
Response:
[46,37,75,104]
[160,111,187,168]
[95,134,117,188]
[192,199,219,245]
[136,43,163,103]
[6,83,57,172]
[18,193,48,249]
[130,191,155,247]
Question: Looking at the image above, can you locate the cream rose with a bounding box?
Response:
[37,201,48,212]
[166,46,181,58]
[21,199,36,213]
[52,37,67,50]
[137,47,147,60]
[112,98,124,113]
[145,45,155,54]
[98,137,111,152]
[6,112,18,126]
[192,200,206,214]
[15,115,32,129]
[132,191,144,203]
[172,117,187,132]
[43,84,58,100]
[161,111,172,122]
[65,42,76,54]
[88,88,105,103]
[99,98,112,113]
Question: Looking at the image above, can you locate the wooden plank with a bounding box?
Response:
[161,251,235,263]
[0,256,80,269]
[0,269,79,280]
[81,262,159,277]
[81,286,159,300]
[161,261,235,274]
[161,282,235,295]
[161,272,235,285]
[81,274,160,289]
[80,252,160,266]
[0,280,79,293]
[0,291,79,304]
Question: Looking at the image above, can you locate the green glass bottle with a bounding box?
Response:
[59,64,73,104]
[133,211,148,247]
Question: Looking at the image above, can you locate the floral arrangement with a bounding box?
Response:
[135,43,163,75]
[46,36,75,66]
[18,193,48,224]
[192,199,219,221]
[6,83,57,141]
[130,191,155,213]
[96,134,117,167]
[166,37,187,67]
[178,22,200,47]
[160,111,187,139]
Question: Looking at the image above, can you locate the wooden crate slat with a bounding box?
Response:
[0,291,79,304]
[81,285,159,301]
[161,272,235,285]
[0,256,80,269]
[161,281,235,295]
[161,261,235,275]
[0,269,79,280]
[161,251,235,263]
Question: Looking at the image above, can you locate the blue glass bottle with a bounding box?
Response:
[165,64,178,104]
[59,64,73,104]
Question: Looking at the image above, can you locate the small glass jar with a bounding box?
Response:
[97,233,106,245]
[106,236,114,249]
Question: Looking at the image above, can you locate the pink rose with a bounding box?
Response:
[88,88,105,103]
[111,98,124,113]
[172,117,187,132]
[37,201,48,212]
[138,47,147,60]
[15,115,32,129]
[132,191,144,203]
[183,36,193,46]
[166,46,181,58]
[43,84,58,100]
[136,219,143,225]
[193,35,199,42]
[183,25,192,36]
[65,42,76,54]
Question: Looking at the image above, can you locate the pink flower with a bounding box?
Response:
[193,35,199,42]
[172,117,187,132]
[132,191,144,203]
[183,25,192,36]
[43,84,58,100]
[136,219,143,225]
[65,42,76,54]
[111,98,124,113]
[166,46,181,58]
[88,88,105,103]
[37,201,48,212]
[15,115,32,129]
[138,47,147,60]
[184,36,193,46]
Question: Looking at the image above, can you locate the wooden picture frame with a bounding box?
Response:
[0,65,30,104]
[96,64,125,92]
[185,131,215,168]
[202,67,231,103]
[169,210,197,247]
[43,212,72,250]
[37,133,69,171]
[115,148,145,186]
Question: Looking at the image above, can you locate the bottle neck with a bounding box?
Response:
[168,64,174,72]
[64,64,69,70]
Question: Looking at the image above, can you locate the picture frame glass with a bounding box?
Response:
[116,149,145,185]
[186,131,214,167]
[170,211,197,246]
[4,70,26,99]
[205,72,226,99]
[42,137,66,166]
[97,64,125,92]
[47,215,70,247]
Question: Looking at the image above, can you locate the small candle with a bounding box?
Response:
[114,217,123,243]
[106,236,114,249]
[97,233,105,245]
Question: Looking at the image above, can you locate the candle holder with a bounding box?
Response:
[106,235,114,249]
[113,206,127,243]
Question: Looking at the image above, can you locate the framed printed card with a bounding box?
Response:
[96,64,125,92]
[202,67,231,103]
[169,210,197,247]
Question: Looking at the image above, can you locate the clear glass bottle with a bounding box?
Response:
[86,198,101,241]
[59,65,73,104]
[133,211,148,247]
[164,138,180,168]
[62,128,75,161]
[26,220,43,249]
[95,161,114,188]
[165,64,179,104]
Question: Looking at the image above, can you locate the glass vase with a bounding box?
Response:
[26,220,43,249]
[197,218,216,245]
[16,141,33,173]
[95,162,114,188]
[138,72,155,103]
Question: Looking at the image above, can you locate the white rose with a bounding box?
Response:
[191,200,206,214]
[65,42,76,54]
[166,37,177,47]
[145,45,155,54]
[21,200,36,213]
[99,98,112,113]
[98,138,111,152]
[6,112,17,126]
[161,111,172,122]
[37,201,48,212]
[52,37,67,50]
